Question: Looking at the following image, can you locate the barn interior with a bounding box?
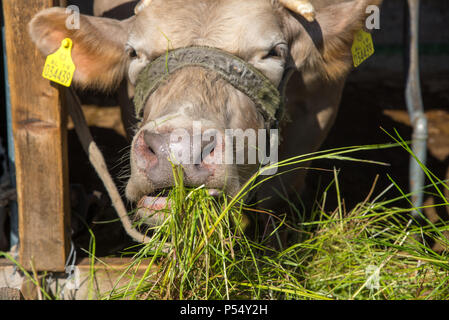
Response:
[0,0,448,299]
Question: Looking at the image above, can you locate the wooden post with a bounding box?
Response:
[2,0,71,271]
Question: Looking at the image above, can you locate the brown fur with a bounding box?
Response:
[28,0,384,205]
[29,1,383,88]
[281,0,384,83]
[29,7,132,91]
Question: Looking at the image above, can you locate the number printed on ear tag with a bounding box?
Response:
[42,38,76,87]
[351,30,375,68]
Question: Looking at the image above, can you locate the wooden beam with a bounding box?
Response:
[1,258,158,300]
[2,0,70,272]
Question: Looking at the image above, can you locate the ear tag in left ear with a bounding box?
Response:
[42,38,76,87]
[351,30,375,68]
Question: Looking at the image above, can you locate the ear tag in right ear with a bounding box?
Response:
[42,38,76,87]
[351,30,375,68]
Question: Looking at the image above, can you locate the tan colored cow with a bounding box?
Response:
[29,0,382,215]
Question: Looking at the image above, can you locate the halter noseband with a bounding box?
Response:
[134,46,287,130]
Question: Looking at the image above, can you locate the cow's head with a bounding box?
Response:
[29,0,381,209]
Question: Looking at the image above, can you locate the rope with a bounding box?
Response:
[65,88,150,244]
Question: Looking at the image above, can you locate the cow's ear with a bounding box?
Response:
[29,7,132,90]
[286,0,383,82]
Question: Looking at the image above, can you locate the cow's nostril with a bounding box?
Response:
[202,147,214,162]
[201,141,216,161]
[143,131,166,157]
[135,129,220,188]
[147,145,156,156]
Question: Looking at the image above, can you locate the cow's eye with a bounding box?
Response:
[263,43,287,60]
[125,45,138,59]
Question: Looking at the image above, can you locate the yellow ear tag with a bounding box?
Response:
[42,38,76,87]
[351,30,375,68]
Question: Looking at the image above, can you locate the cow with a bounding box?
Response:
[28,0,383,230]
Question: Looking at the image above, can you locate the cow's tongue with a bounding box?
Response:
[137,189,222,210]
[136,189,222,226]
[136,195,171,227]
[137,195,170,211]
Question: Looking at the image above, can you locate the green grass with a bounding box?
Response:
[2,133,448,300]
[100,135,449,300]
